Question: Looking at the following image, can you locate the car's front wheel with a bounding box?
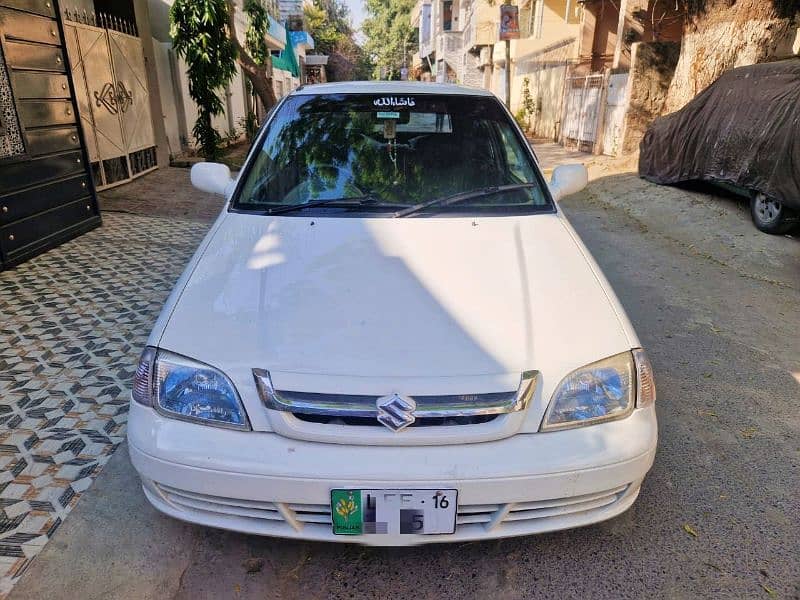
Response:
[750,192,797,234]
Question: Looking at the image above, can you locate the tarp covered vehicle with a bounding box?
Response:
[639,59,800,234]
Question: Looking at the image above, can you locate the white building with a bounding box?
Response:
[148,0,306,155]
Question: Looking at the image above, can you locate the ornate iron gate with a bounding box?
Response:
[62,12,155,189]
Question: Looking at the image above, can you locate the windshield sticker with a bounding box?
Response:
[376,111,401,119]
[373,97,416,108]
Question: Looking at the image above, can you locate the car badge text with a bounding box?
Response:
[376,394,416,432]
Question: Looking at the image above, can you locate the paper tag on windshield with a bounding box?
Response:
[377,111,401,120]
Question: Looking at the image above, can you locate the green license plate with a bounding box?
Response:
[331,489,458,535]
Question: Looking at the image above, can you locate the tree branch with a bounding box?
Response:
[225,0,278,111]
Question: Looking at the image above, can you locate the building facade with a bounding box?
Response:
[413,0,487,87]
[412,0,685,152]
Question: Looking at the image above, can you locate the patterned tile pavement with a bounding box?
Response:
[0,210,211,596]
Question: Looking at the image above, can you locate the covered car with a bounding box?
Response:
[639,59,800,234]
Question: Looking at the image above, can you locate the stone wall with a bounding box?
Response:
[621,41,680,155]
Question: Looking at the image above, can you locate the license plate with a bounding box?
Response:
[331,489,458,535]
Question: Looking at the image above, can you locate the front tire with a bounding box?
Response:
[750,192,797,234]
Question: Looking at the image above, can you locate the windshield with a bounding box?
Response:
[233,93,551,216]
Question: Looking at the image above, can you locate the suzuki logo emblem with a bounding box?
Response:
[376,394,416,432]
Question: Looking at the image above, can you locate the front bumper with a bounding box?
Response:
[128,401,657,545]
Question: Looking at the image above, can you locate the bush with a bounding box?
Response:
[514,108,529,132]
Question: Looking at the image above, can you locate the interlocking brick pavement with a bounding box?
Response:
[99,166,226,222]
[0,170,222,596]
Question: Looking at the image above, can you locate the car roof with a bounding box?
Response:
[291,81,495,97]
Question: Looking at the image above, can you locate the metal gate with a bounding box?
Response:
[62,12,156,190]
[0,0,101,269]
[562,74,603,152]
[601,73,629,156]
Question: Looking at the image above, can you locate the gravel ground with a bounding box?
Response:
[8,156,799,600]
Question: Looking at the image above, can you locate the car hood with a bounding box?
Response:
[157,212,634,396]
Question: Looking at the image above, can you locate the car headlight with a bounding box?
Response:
[132,347,250,430]
[541,349,655,431]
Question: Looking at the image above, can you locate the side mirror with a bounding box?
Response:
[191,162,233,196]
[549,164,588,202]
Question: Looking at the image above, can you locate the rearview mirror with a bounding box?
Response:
[191,162,233,196]
[549,164,588,202]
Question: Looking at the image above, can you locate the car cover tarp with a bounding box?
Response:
[639,59,800,209]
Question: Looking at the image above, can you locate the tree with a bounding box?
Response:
[170,0,277,158]
[664,0,800,112]
[331,36,375,81]
[224,0,278,114]
[304,0,350,55]
[170,0,236,158]
[362,0,417,79]
[304,0,374,80]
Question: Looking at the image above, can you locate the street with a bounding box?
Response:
[5,150,799,599]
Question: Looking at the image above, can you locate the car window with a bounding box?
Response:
[496,123,536,183]
[234,93,551,216]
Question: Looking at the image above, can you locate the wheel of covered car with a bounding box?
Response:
[750,193,797,234]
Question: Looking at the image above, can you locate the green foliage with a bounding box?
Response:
[513,77,537,131]
[513,108,527,131]
[362,0,416,79]
[170,0,237,160]
[223,126,240,147]
[521,77,535,123]
[342,39,376,81]
[362,0,417,79]
[238,112,259,141]
[244,0,271,65]
[304,0,373,81]
[304,0,350,56]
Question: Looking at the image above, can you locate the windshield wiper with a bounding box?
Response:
[265,194,380,215]
[393,183,539,218]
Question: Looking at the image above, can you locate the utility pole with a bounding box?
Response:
[499,1,519,110]
[505,36,511,109]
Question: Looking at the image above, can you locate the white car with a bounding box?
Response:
[128,82,657,545]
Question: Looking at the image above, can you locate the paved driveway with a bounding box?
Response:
[0,169,217,596]
[3,162,800,599]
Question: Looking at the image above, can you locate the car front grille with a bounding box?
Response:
[292,413,499,427]
[252,369,539,429]
[453,485,629,526]
[155,483,630,534]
